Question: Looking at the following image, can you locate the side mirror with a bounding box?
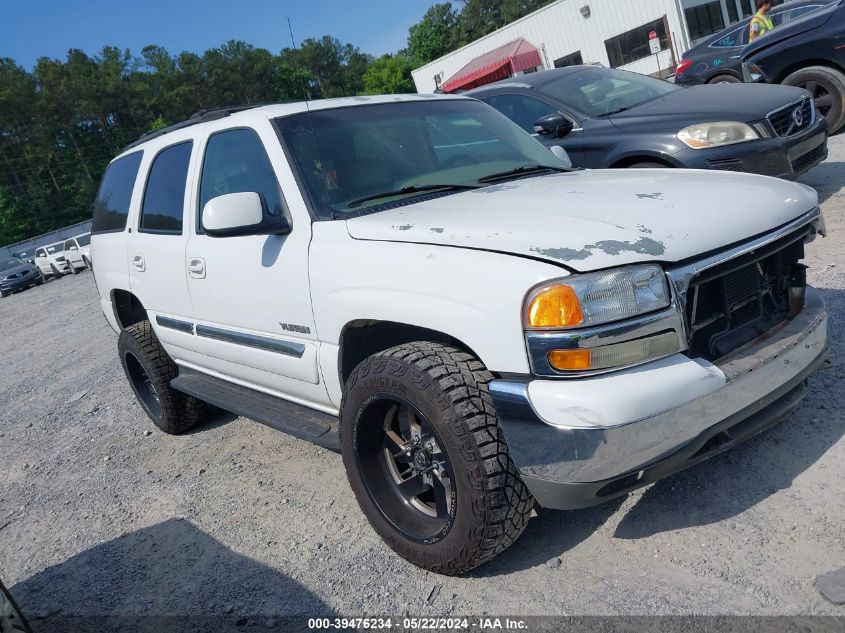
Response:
[202,192,291,238]
[549,145,573,169]
[534,113,574,139]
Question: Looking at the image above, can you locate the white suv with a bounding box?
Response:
[92,95,828,574]
[34,242,71,278]
[62,233,92,273]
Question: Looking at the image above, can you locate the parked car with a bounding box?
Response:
[10,249,35,265]
[675,0,835,85]
[0,256,43,297]
[468,66,827,179]
[33,242,70,278]
[63,232,92,273]
[93,96,827,575]
[742,0,845,133]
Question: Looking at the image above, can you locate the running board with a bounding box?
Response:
[170,368,340,450]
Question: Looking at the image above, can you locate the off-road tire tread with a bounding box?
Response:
[343,341,534,575]
[119,320,205,434]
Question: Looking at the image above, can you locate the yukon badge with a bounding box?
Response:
[279,322,311,335]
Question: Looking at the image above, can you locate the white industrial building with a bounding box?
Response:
[412,0,768,93]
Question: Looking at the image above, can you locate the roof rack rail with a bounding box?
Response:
[123,104,265,151]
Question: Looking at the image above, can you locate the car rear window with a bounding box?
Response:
[92,151,143,234]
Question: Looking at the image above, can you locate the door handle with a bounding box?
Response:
[132,254,145,272]
[188,257,206,279]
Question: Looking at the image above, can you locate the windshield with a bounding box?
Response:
[538,68,679,118]
[276,100,565,217]
[45,243,63,254]
[0,257,23,270]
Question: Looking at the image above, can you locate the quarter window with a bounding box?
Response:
[140,141,193,234]
[198,128,283,229]
[483,94,558,133]
[92,151,143,234]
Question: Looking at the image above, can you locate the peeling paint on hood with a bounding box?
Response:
[345,169,819,272]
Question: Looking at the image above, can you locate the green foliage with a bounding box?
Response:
[406,3,460,64]
[362,55,416,95]
[0,37,371,246]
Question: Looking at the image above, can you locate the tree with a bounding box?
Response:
[452,0,554,47]
[362,55,415,95]
[406,3,459,64]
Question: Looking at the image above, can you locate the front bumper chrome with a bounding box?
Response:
[491,287,828,510]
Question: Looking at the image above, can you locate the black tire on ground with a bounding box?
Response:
[82,256,91,269]
[708,74,740,84]
[68,262,78,274]
[50,264,61,278]
[782,65,845,134]
[340,341,534,575]
[0,289,8,298]
[118,320,205,434]
[626,162,669,169]
[36,274,44,285]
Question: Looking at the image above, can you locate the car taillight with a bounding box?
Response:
[676,59,693,75]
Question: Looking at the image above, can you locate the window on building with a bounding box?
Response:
[482,94,559,133]
[554,51,583,68]
[92,151,143,234]
[726,0,739,24]
[140,141,192,234]
[604,18,669,68]
[199,128,283,230]
[685,2,726,41]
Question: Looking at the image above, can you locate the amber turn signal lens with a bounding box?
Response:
[526,285,584,328]
[547,349,592,371]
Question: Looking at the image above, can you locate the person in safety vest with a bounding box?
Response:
[749,1,775,42]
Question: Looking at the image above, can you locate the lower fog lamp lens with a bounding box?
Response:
[547,331,680,372]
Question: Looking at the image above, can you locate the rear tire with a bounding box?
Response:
[340,342,534,575]
[709,74,740,84]
[118,320,205,434]
[782,66,845,134]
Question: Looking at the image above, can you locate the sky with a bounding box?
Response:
[1,0,439,69]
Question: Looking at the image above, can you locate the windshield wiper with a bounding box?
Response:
[598,106,631,118]
[476,164,570,183]
[346,183,480,208]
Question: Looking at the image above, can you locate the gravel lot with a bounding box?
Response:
[2,136,845,627]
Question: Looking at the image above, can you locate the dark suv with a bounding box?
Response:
[742,0,845,132]
[675,0,835,86]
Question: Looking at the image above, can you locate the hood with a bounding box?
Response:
[345,170,818,272]
[1,263,36,278]
[610,83,809,129]
[743,3,839,59]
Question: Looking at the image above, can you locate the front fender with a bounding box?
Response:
[309,222,565,376]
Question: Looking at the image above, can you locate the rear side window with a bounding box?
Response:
[140,141,193,234]
[198,128,283,229]
[92,151,143,234]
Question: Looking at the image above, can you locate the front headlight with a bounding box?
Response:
[677,122,759,149]
[524,264,670,330]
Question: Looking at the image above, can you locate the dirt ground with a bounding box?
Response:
[2,137,844,627]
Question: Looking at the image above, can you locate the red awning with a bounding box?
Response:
[441,38,543,93]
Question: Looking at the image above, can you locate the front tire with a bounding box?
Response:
[50,264,61,278]
[783,66,845,134]
[340,342,534,575]
[708,74,740,84]
[626,161,669,169]
[68,262,78,275]
[118,320,205,434]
